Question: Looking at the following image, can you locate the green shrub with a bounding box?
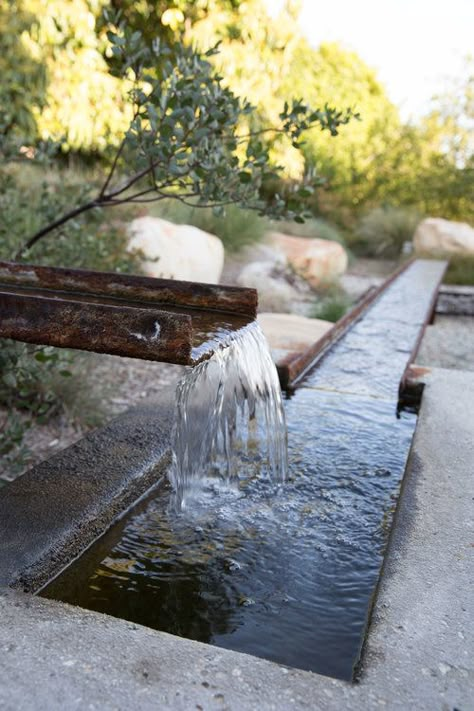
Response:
[351,206,422,258]
[0,340,107,471]
[0,342,71,456]
[444,255,474,286]
[0,165,141,272]
[0,163,139,466]
[149,199,267,253]
[310,288,352,322]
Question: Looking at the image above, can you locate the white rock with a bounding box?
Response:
[414,218,474,255]
[268,232,348,287]
[257,312,332,352]
[237,261,309,313]
[239,242,286,266]
[128,217,224,283]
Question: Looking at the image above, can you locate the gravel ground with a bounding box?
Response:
[416,314,474,372]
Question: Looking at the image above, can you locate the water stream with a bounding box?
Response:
[45,263,445,678]
[169,322,288,510]
[44,316,417,679]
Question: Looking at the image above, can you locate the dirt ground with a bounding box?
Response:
[0,356,184,484]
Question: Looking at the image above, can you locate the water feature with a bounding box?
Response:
[43,317,417,681]
[43,262,444,681]
[44,389,415,681]
[170,322,287,510]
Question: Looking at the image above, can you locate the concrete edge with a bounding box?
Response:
[0,386,177,592]
[0,367,472,710]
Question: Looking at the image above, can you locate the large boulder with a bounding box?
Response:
[414,218,474,256]
[128,217,224,283]
[257,312,332,352]
[268,232,348,288]
[238,241,286,266]
[236,261,313,313]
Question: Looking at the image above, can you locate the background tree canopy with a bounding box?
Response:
[0,0,472,224]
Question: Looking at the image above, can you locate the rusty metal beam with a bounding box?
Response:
[0,289,193,364]
[0,261,257,366]
[0,261,257,318]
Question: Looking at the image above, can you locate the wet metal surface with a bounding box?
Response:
[0,261,257,316]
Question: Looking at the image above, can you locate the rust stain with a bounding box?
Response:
[0,260,258,318]
[405,364,432,379]
[0,260,259,366]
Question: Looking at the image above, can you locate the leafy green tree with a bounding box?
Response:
[359,59,474,223]
[189,0,309,178]
[16,0,129,152]
[429,57,473,168]
[99,0,246,48]
[15,18,354,257]
[0,1,46,138]
[282,41,401,208]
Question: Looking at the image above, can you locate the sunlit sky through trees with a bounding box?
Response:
[265,0,473,119]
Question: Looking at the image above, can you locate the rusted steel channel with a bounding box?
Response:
[276,258,447,394]
[1,259,447,393]
[0,261,257,366]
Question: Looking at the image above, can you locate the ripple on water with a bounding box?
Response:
[45,386,416,681]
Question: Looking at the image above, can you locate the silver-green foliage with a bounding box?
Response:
[16,16,355,257]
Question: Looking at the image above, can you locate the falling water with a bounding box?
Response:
[169,321,287,510]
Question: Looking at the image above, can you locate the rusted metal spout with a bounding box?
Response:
[0,261,258,366]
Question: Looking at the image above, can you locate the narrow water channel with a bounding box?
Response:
[44,389,415,681]
[44,263,442,680]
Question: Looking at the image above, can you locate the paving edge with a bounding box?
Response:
[0,387,176,591]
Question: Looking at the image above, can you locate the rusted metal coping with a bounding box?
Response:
[276,260,415,389]
[398,260,448,404]
[0,261,257,366]
[277,258,447,391]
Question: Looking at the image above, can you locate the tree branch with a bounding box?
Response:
[99,136,127,199]
[14,200,100,260]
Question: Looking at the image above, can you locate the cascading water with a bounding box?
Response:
[169,321,287,510]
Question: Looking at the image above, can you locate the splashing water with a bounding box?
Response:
[169,321,287,510]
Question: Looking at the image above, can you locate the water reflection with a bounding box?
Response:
[45,390,416,681]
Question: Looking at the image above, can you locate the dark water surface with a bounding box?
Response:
[44,390,415,680]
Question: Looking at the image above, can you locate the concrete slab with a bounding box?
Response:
[437,284,474,316]
[0,390,175,591]
[0,367,472,710]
